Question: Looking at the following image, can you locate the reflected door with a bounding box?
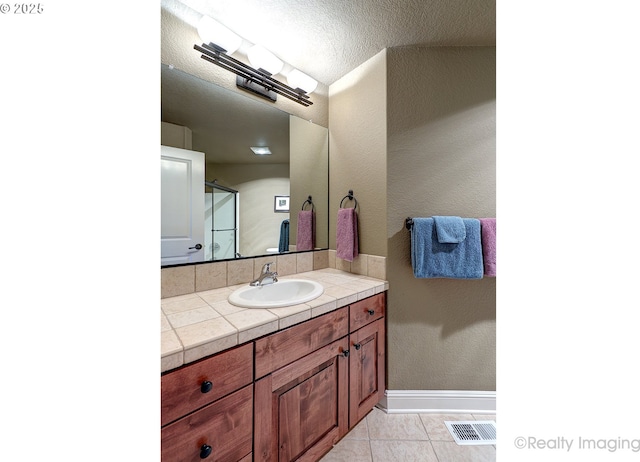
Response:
[161,146,205,265]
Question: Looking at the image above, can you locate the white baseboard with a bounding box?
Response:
[378,390,496,414]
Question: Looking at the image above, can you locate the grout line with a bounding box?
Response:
[417,412,430,440]
[430,439,442,462]
[366,412,374,462]
[367,438,435,442]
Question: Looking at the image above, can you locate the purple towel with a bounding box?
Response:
[297,210,315,251]
[480,218,496,277]
[336,208,358,262]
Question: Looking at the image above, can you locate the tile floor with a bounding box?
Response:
[320,408,496,462]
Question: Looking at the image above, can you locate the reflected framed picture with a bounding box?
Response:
[274,195,290,213]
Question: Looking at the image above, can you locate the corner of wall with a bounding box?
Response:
[328,251,387,280]
[328,49,387,258]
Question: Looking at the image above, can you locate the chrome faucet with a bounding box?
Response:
[250,262,278,286]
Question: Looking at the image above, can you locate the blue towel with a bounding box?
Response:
[433,216,466,243]
[411,217,483,279]
[278,219,289,253]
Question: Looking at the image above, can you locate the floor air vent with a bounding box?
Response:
[444,421,496,445]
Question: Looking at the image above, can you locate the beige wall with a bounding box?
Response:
[289,115,329,250]
[328,50,387,257]
[161,121,192,149]
[330,46,496,391]
[386,47,496,390]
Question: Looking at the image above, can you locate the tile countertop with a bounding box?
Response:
[161,268,389,373]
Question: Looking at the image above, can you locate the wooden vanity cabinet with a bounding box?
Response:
[348,292,386,429]
[160,291,387,462]
[253,293,387,461]
[161,343,254,462]
[254,308,350,462]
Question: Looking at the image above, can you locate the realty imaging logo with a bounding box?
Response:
[514,436,640,453]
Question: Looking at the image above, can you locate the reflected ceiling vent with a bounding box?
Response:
[251,146,272,155]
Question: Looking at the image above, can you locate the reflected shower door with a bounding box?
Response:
[205,184,238,260]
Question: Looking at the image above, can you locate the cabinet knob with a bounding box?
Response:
[354,343,361,350]
[200,380,213,393]
[367,309,375,315]
[342,349,350,357]
[199,444,212,459]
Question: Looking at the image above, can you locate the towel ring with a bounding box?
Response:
[301,195,314,211]
[339,190,358,209]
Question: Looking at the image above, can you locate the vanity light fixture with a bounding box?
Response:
[194,15,315,107]
[250,146,272,155]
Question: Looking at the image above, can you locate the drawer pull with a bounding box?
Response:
[367,309,375,315]
[199,444,212,459]
[342,349,350,358]
[200,380,213,394]
[353,343,361,350]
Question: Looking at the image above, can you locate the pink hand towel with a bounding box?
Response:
[480,218,496,277]
[336,208,359,262]
[297,210,315,251]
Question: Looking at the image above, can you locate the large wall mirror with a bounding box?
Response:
[161,64,329,267]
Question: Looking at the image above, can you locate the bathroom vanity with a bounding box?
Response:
[161,284,386,462]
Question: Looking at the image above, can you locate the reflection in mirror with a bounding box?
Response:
[161,64,328,267]
[205,180,238,260]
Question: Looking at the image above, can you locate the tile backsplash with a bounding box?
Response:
[161,250,386,298]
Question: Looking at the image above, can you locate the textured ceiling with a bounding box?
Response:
[170,0,495,86]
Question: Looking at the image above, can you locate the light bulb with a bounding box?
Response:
[287,69,318,94]
[197,16,242,54]
[250,147,272,155]
[247,45,284,75]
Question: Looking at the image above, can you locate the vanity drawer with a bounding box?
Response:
[161,384,253,462]
[161,343,253,426]
[349,293,386,332]
[254,307,349,378]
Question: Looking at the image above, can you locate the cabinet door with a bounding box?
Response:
[349,318,385,428]
[254,337,349,462]
[161,384,253,462]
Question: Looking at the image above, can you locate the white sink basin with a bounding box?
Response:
[228,279,324,308]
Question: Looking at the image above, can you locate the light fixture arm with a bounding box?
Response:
[194,43,313,107]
